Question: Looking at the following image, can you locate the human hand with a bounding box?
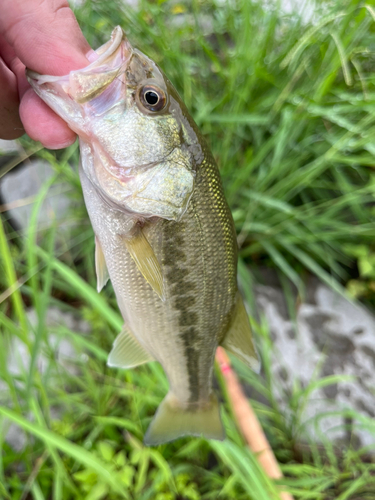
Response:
[0,0,91,148]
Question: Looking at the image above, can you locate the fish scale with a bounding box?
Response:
[27,26,259,445]
[81,148,236,406]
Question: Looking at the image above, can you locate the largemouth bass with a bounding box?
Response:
[27,27,259,445]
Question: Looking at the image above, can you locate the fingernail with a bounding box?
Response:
[86,49,99,62]
[46,137,77,150]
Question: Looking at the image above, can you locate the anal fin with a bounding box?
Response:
[95,236,110,292]
[221,293,260,372]
[107,327,154,369]
[123,228,165,301]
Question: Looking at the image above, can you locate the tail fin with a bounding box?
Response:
[144,393,225,446]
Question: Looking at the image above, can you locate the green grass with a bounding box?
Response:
[1,0,375,498]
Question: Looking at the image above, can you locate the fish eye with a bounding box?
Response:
[145,91,158,105]
[138,85,167,112]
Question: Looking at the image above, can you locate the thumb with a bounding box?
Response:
[0,0,91,76]
[0,0,92,148]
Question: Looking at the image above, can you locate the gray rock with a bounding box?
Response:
[279,0,316,21]
[254,280,375,449]
[0,139,21,153]
[3,308,90,451]
[0,159,74,234]
[4,423,27,453]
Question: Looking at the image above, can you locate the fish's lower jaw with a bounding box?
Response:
[143,393,225,446]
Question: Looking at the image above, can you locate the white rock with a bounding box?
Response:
[254,280,375,449]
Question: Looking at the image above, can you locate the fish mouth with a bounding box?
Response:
[26,26,133,104]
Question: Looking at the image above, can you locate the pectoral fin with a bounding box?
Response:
[124,229,165,301]
[221,293,260,372]
[95,236,110,292]
[107,327,154,369]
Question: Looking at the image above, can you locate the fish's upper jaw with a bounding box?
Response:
[26,26,132,102]
[25,27,133,134]
[67,27,133,105]
[26,71,67,85]
[87,26,132,70]
[26,26,132,88]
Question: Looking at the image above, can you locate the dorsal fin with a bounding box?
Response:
[123,228,165,301]
[107,326,154,369]
[95,236,110,292]
[221,293,260,373]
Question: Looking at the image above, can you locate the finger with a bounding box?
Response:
[0,34,30,98]
[0,57,24,139]
[0,0,92,147]
[20,89,77,149]
[0,32,75,147]
[0,0,91,75]
[0,33,75,146]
